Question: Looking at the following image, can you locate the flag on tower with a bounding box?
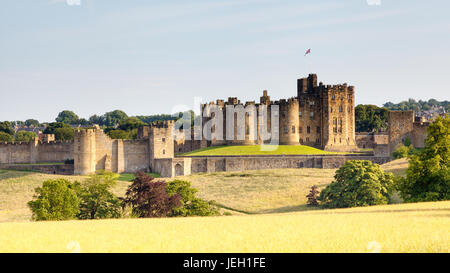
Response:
[304,48,311,56]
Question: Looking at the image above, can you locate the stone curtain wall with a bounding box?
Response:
[0,140,73,164]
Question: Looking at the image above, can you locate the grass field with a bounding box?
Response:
[0,201,448,253]
[0,159,409,222]
[178,145,343,156]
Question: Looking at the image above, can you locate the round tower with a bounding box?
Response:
[279,98,300,145]
[74,129,96,175]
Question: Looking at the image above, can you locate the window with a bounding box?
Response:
[331,94,335,100]
[310,112,314,118]
[330,106,333,113]
[316,138,320,144]
[162,138,166,142]
[284,126,289,134]
[333,118,337,125]
[163,149,165,154]
[299,111,302,117]
[307,126,310,134]
[299,127,303,134]
[300,138,303,143]
[309,101,315,106]
[306,137,310,142]
[339,105,343,112]
[282,111,286,118]
[292,126,295,133]
[317,126,321,134]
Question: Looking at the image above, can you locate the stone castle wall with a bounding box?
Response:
[0,140,73,164]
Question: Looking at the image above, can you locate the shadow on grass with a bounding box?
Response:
[307,208,450,215]
[0,169,39,181]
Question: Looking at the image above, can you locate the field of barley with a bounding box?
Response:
[0,201,448,253]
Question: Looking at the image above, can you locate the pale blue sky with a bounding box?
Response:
[1,0,449,122]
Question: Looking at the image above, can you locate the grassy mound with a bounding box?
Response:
[178,145,342,156]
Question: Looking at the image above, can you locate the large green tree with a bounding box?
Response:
[74,171,122,219]
[0,132,13,142]
[355,104,388,132]
[28,179,80,221]
[44,122,74,140]
[56,110,79,125]
[318,160,395,208]
[396,115,450,202]
[103,110,128,127]
[25,119,40,127]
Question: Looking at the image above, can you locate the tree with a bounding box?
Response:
[25,119,40,127]
[306,185,320,206]
[0,132,13,142]
[166,180,219,216]
[107,129,130,139]
[0,121,14,136]
[355,104,388,132]
[396,115,450,202]
[74,171,122,219]
[15,131,37,142]
[103,110,128,127]
[44,122,74,140]
[27,179,80,221]
[318,160,394,208]
[54,127,74,141]
[118,117,146,131]
[89,114,105,126]
[123,172,181,217]
[56,110,79,125]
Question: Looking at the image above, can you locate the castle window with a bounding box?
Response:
[306,137,310,142]
[284,126,289,134]
[339,105,343,112]
[330,106,333,113]
[316,138,320,144]
[299,111,302,117]
[317,126,321,134]
[163,149,165,154]
[340,95,343,100]
[282,111,286,118]
[300,138,303,143]
[299,127,303,134]
[307,126,310,134]
[162,138,166,142]
[292,126,295,133]
[309,101,315,106]
[340,138,342,143]
[332,94,335,100]
[310,112,314,118]
[333,118,337,125]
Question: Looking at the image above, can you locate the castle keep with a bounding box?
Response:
[200,74,358,152]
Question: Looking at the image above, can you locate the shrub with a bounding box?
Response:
[166,180,220,217]
[396,115,450,202]
[392,144,415,159]
[306,185,320,206]
[123,172,181,217]
[318,160,395,208]
[74,171,123,219]
[28,179,80,221]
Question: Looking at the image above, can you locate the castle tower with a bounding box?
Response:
[74,129,96,175]
[278,98,300,145]
[148,120,174,165]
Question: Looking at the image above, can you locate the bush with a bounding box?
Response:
[54,127,74,141]
[396,115,450,202]
[392,144,415,159]
[28,179,80,221]
[166,180,219,216]
[74,171,122,219]
[123,172,181,217]
[318,160,395,208]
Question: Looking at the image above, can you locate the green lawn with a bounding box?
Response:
[177,145,343,156]
[118,172,160,182]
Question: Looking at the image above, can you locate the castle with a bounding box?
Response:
[0,74,431,177]
[200,74,358,152]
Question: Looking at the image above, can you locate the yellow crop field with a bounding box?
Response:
[0,201,448,253]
